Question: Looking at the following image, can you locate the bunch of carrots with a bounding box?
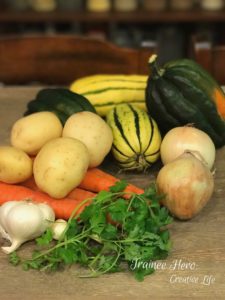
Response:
[0,168,144,220]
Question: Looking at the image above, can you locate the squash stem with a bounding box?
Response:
[148,54,164,79]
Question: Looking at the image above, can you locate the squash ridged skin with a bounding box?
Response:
[152,77,218,135]
[106,104,161,171]
[26,99,68,124]
[165,58,219,87]
[36,88,96,114]
[165,59,225,121]
[70,75,148,116]
[164,68,225,146]
[146,80,181,133]
[146,56,225,148]
[25,88,96,125]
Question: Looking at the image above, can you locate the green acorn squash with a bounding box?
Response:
[145,54,225,148]
[25,88,96,125]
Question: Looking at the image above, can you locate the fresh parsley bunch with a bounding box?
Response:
[10,181,173,281]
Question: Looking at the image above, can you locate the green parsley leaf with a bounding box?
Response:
[36,228,53,246]
[8,180,173,282]
[109,180,128,193]
[65,219,79,239]
[9,251,20,266]
[124,243,142,261]
[101,224,118,240]
[56,247,78,265]
[94,190,113,203]
[89,208,106,235]
[134,266,155,282]
[108,198,127,222]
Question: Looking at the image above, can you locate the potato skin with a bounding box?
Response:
[62,111,113,168]
[10,111,63,155]
[0,146,33,184]
[33,137,89,198]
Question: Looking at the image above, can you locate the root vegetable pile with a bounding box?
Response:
[1,54,222,280]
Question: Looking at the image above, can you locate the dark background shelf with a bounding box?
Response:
[0,5,224,64]
[0,9,225,24]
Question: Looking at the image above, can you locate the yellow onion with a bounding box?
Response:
[156,151,214,220]
[160,126,216,170]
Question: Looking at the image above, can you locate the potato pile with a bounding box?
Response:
[0,111,113,199]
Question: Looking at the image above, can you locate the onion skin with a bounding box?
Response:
[156,153,214,220]
[160,126,216,170]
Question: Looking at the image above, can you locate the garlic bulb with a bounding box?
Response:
[0,201,55,254]
[50,219,68,240]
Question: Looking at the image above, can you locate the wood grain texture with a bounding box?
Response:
[0,87,225,300]
[190,36,225,85]
[0,35,154,85]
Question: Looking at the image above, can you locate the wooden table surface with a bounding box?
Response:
[0,87,225,300]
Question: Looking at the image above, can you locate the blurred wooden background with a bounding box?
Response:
[0,0,225,63]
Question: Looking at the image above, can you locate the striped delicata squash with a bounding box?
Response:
[70,74,148,116]
[106,104,161,171]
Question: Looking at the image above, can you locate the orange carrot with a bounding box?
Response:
[67,187,96,201]
[3,169,143,220]
[21,169,144,198]
[79,168,144,196]
[21,177,97,201]
[20,176,40,191]
[0,182,91,220]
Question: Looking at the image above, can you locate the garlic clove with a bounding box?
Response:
[0,201,21,231]
[0,224,11,242]
[2,240,23,254]
[50,219,68,240]
[5,202,44,240]
[38,203,55,231]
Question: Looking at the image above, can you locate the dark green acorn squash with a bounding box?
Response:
[145,54,225,148]
[25,88,96,125]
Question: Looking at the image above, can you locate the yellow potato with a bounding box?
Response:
[33,137,90,198]
[0,146,33,184]
[10,111,63,155]
[62,112,113,168]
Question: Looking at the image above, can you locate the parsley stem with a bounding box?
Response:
[95,245,122,275]
[21,228,92,265]
[9,181,173,281]
[79,244,122,278]
[88,247,104,267]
